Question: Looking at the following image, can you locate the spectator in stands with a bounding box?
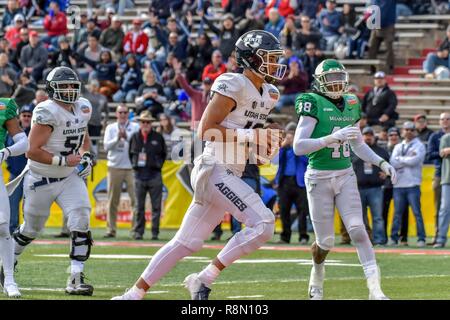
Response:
[123,19,149,61]
[156,113,183,160]
[199,10,240,60]
[273,125,310,244]
[265,7,286,38]
[42,1,68,50]
[297,0,320,20]
[44,36,76,80]
[113,53,142,103]
[129,111,167,240]
[224,0,253,21]
[99,15,124,58]
[11,27,29,70]
[174,58,212,130]
[426,112,450,245]
[77,34,105,81]
[301,42,324,85]
[149,0,184,21]
[135,68,167,118]
[362,71,398,129]
[376,127,388,150]
[2,0,20,31]
[434,127,450,248]
[96,6,116,30]
[291,15,322,54]
[71,11,88,52]
[389,121,427,247]
[237,7,265,34]
[275,57,308,111]
[166,31,189,62]
[185,32,213,82]
[353,126,390,245]
[0,53,18,97]
[83,79,108,157]
[414,114,434,149]
[79,49,118,99]
[19,30,47,82]
[265,0,297,18]
[423,27,450,79]
[28,89,47,110]
[382,127,409,245]
[78,18,102,50]
[6,104,32,233]
[346,12,371,59]
[280,15,297,51]
[368,0,396,74]
[317,0,343,51]
[342,4,357,33]
[160,52,178,101]
[202,50,226,82]
[5,14,26,50]
[11,71,36,107]
[103,104,140,238]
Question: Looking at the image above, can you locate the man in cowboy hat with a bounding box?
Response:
[128,111,167,240]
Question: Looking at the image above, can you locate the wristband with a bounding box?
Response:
[378,160,386,168]
[236,129,255,143]
[52,155,66,166]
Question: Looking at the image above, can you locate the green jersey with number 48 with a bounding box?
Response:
[295,92,361,170]
[0,98,19,149]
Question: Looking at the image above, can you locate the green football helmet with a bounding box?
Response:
[313,59,349,99]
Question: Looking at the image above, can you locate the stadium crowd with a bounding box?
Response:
[0,0,450,248]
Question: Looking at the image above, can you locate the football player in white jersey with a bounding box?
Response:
[112,30,286,300]
[8,67,95,296]
[0,98,29,298]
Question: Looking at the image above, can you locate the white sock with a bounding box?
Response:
[197,264,221,288]
[128,285,146,299]
[312,260,325,275]
[362,260,378,279]
[0,236,15,284]
[70,260,84,274]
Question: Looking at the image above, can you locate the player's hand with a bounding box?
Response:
[77,152,94,179]
[0,148,11,164]
[66,154,82,167]
[325,126,360,145]
[380,160,397,185]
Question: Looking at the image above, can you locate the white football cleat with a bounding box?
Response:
[184,273,211,300]
[369,291,390,300]
[308,265,325,300]
[367,267,389,300]
[111,289,142,300]
[3,282,21,298]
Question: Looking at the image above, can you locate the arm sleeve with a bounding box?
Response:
[293,116,326,155]
[6,131,28,156]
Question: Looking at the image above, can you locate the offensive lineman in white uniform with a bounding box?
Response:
[112,30,286,300]
[7,67,95,296]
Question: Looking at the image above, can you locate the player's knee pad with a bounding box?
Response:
[348,225,369,244]
[0,223,10,238]
[13,228,35,247]
[316,235,335,251]
[69,231,93,262]
[179,236,204,252]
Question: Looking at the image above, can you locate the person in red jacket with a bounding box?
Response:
[43,1,68,50]
[123,19,149,61]
[201,50,226,82]
[265,0,297,18]
[4,14,25,50]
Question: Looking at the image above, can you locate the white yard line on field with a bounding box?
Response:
[226,295,265,299]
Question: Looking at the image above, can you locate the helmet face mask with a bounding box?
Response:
[313,59,349,99]
[50,80,81,104]
[46,67,81,104]
[256,49,287,81]
[235,30,286,83]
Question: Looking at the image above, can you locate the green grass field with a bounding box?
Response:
[2,228,449,300]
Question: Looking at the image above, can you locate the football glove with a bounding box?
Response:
[77,152,94,179]
[380,160,397,185]
[0,148,11,164]
[323,126,360,145]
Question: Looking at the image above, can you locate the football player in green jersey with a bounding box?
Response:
[293,59,397,300]
[0,98,29,298]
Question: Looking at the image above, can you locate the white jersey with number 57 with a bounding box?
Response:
[28,97,92,178]
[203,73,280,175]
